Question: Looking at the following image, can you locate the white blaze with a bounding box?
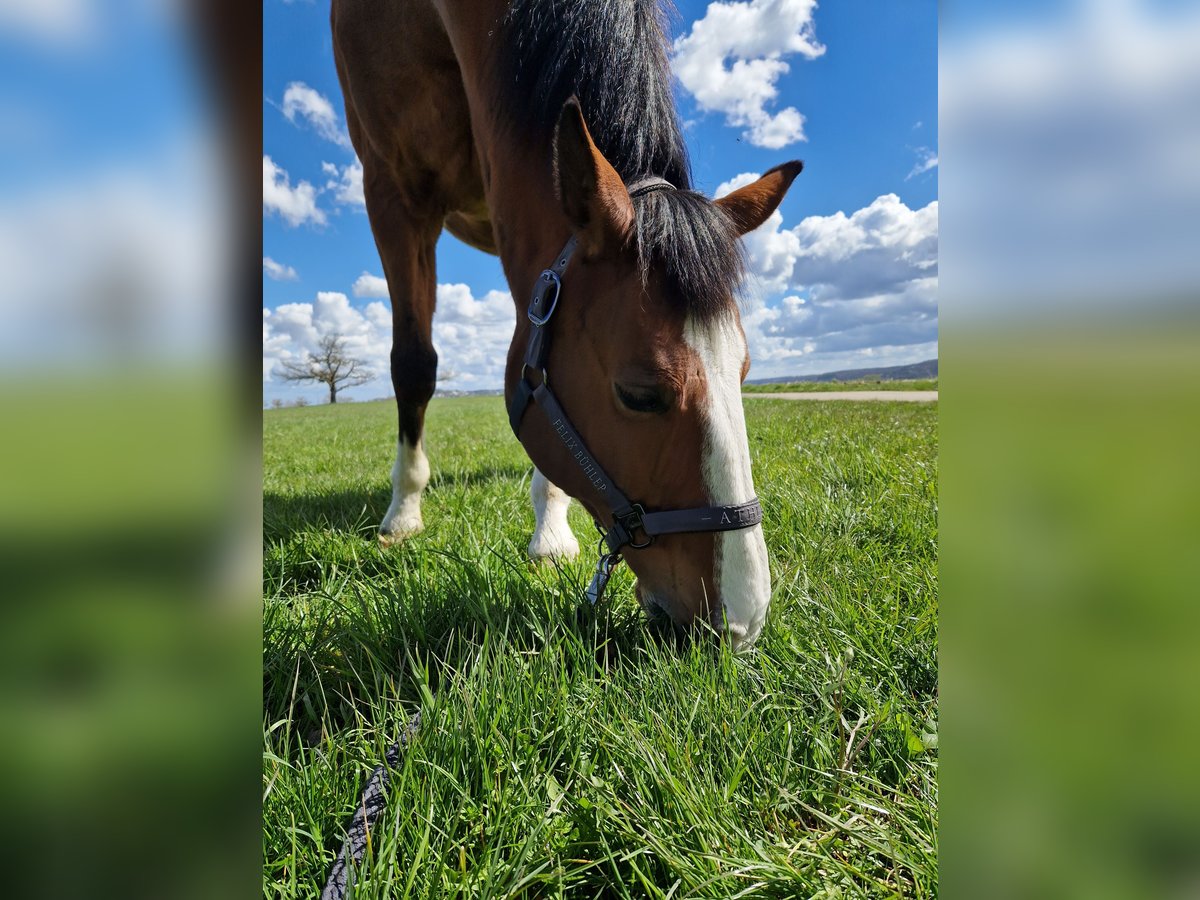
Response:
[684,313,772,648]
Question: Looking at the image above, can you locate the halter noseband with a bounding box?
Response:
[506,177,763,605]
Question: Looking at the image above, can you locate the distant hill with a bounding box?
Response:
[417,359,938,398]
[747,358,937,385]
[433,388,504,398]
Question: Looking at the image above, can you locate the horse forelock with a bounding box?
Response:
[632,188,744,325]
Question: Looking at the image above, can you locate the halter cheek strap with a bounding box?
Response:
[506,178,763,605]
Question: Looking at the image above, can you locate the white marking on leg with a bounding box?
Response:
[528,467,580,560]
[684,313,772,649]
[379,438,429,545]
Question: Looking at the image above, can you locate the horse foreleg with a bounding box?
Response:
[379,307,438,546]
[362,165,441,547]
[528,467,580,561]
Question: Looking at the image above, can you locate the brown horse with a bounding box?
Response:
[331,0,801,648]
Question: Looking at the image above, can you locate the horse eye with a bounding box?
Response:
[614,383,672,415]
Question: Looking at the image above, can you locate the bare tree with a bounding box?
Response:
[277,333,374,404]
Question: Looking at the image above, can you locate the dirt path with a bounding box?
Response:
[744,391,938,402]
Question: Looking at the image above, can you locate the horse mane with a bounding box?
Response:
[499,0,743,322]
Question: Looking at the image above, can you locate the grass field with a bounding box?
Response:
[742,379,938,394]
[263,397,938,897]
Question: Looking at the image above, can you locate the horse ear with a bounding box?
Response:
[553,97,635,253]
[714,161,804,236]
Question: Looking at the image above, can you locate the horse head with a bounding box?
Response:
[510,99,802,648]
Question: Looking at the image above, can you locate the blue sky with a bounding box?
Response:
[263,0,938,403]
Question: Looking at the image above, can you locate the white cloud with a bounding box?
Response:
[352,272,388,298]
[263,281,516,398]
[263,257,298,281]
[430,285,516,387]
[788,193,938,302]
[322,160,365,207]
[906,147,938,180]
[263,155,326,226]
[673,0,825,148]
[714,178,938,376]
[279,82,351,148]
[263,185,939,395]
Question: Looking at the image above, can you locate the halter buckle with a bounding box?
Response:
[527,270,562,327]
[620,504,653,549]
[602,504,652,552]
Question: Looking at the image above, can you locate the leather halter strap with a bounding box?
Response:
[506,180,763,592]
[626,176,676,198]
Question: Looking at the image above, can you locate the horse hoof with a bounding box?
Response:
[378,518,423,547]
[527,531,580,562]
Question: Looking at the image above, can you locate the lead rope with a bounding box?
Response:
[322,178,763,894]
[321,711,422,900]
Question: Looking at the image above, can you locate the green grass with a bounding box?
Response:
[742,379,937,394]
[263,397,938,897]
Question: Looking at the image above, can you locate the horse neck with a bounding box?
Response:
[487,147,570,302]
[435,6,578,301]
[483,136,573,404]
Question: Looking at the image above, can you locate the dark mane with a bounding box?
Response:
[499,0,744,321]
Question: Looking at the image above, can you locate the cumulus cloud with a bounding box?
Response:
[352,272,388,298]
[279,81,351,147]
[263,291,387,385]
[263,184,938,394]
[788,193,938,301]
[714,176,938,375]
[263,257,298,281]
[673,0,825,148]
[263,282,516,397]
[322,160,365,207]
[263,155,325,227]
[430,284,517,387]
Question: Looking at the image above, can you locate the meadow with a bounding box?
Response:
[263,396,938,897]
[741,379,937,394]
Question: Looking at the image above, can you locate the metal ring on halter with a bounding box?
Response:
[621,504,653,549]
[519,364,550,388]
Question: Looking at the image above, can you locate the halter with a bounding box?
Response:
[506,177,763,605]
